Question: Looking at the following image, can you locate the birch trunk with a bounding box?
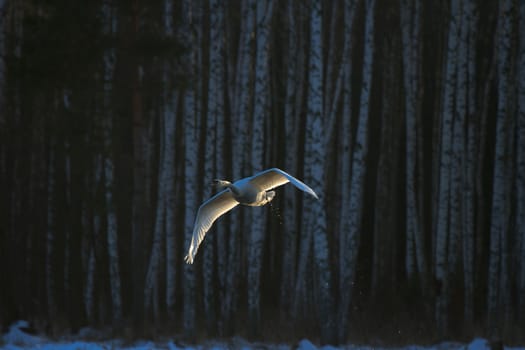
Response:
[208,0,229,335]
[247,0,273,335]
[338,0,375,342]
[488,0,513,330]
[294,1,320,320]
[303,0,335,343]
[100,0,122,325]
[130,1,147,329]
[63,140,72,318]
[372,31,402,296]
[164,96,177,321]
[163,0,177,320]
[434,0,459,334]
[103,114,122,324]
[233,0,254,179]
[46,144,56,320]
[203,4,218,330]
[83,194,98,323]
[220,4,254,333]
[92,154,105,323]
[144,114,167,318]
[0,0,5,124]
[448,0,470,282]
[183,103,198,337]
[400,0,427,288]
[338,0,357,333]
[281,0,304,315]
[182,0,199,338]
[518,0,525,321]
[459,0,477,324]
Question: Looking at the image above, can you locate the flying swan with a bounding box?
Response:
[184,168,319,264]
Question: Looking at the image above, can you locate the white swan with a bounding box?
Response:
[184,168,318,264]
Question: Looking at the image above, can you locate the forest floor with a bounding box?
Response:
[1,321,524,350]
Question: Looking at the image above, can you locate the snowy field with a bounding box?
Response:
[2,321,523,350]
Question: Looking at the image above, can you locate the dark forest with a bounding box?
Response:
[0,0,524,346]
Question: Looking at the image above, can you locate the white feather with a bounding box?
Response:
[184,168,318,264]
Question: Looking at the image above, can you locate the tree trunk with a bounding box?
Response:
[131,0,147,330]
[0,0,5,124]
[338,0,375,342]
[203,10,218,334]
[434,0,460,334]
[303,0,335,343]
[517,0,525,322]
[400,0,427,289]
[488,0,513,332]
[372,27,402,297]
[458,0,477,324]
[247,0,273,336]
[144,114,168,319]
[281,0,306,317]
[163,0,177,321]
[103,113,123,325]
[338,0,357,337]
[100,0,122,326]
[46,144,56,321]
[164,94,177,321]
[182,0,199,338]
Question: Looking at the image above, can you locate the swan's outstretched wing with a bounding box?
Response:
[248,168,319,199]
[184,190,239,264]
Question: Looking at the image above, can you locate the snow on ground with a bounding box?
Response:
[1,321,523,350]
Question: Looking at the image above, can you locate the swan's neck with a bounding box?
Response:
[216,180,240,195]
[226,182,241,196]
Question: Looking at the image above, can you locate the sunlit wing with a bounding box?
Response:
[248,168,319,199]
[184,190,239,264]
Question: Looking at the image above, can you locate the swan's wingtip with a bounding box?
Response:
[184,254,194,264]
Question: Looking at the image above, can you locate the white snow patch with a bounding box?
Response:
[467,338,490,350]
[298,339,318,350]
[2,320,46,347]
[2,321,525,350]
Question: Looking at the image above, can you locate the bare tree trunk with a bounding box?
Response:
[434,0,460,334]
[303,0,336,344]
[212,7,226,313]
[517,0,525,322]
[131,25,147,335]
[163,0,177,321]
[338,0,358,337]
[400,0,428,290]
[280,0,302,317]
[0,0,5,125]
[100,0,123,326]
[103,112,122,325]
[488,0,513,333]
[338,0,375,343]
[372,28,402,297]
[458,0,477,324]
[233,0,254,179]
[82,189,97,324]
[203,3,217,331]
[63,139,72,320]
[247,0,273,336]
[46,143,56,321]
[182,0,199,338]
[144,114,168,319]
[164,97,177,321]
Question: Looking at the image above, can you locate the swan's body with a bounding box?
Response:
[184,168,318,264]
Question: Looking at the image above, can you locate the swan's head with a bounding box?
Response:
[212,179,231,190]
